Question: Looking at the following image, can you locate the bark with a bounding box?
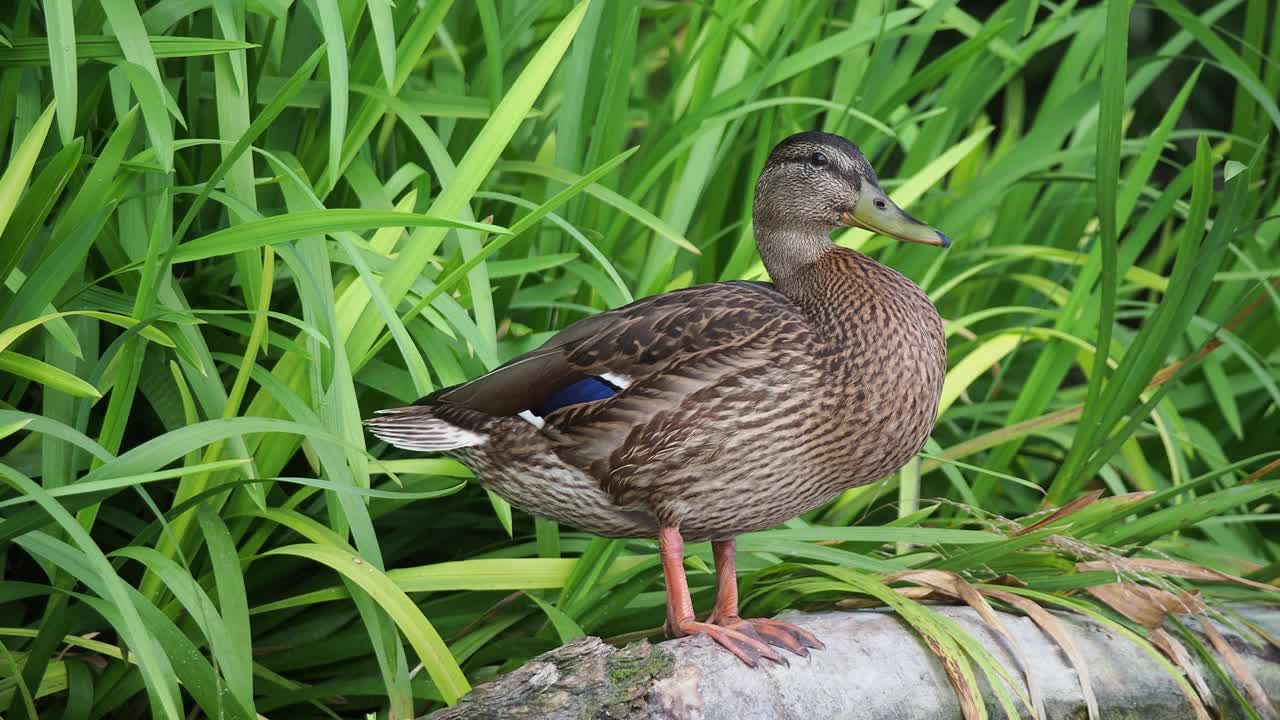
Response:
[424,605,1280,720]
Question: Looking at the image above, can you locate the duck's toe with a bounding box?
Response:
[741,617,825,655]
[708,615,824,658]
[670,619,788,668]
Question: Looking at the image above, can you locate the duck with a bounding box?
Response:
[366,131,950,667]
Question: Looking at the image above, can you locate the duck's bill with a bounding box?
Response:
[840,191,951,248]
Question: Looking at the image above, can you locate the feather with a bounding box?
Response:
[424,280,786,419]
[600,372,632,388]
[365,407,486,451]
[533,376,620,417]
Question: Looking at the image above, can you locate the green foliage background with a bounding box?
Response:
[0,0,1277,718]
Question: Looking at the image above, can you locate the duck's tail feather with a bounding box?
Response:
[364,405,489,452]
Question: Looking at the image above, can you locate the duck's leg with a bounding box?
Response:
[658,527,785,667]
[706,538,825,657]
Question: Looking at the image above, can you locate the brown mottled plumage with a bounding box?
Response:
[367,131,950,667]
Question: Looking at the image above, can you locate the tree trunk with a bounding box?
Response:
[424,605,1280,720]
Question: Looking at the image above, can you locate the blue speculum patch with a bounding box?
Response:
[534,376,620,417]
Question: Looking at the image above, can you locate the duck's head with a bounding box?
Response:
[753,131,950,248]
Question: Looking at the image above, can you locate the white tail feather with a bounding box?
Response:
[365,411,485,451]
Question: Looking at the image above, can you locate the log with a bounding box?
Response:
[424,605,1280,720]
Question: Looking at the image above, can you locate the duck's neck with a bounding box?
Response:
[757,228,944,361]
[755,225,835,295]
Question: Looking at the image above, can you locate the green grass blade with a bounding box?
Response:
[0,352,101,398]
[310,0,348,192]
[342,0,592,363]
[0,102,54,243]
[100,0,182,169]
[0,468,184,720]
[168,210,506,264]
[43,0,76,144]
[0,36,255,65]
[366,0,397,91]
[264,543,470,704]
[0,107,139,330]
[0,137,83,286]
[1069,0,1129,499]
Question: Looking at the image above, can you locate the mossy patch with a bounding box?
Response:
[603,641,676,708]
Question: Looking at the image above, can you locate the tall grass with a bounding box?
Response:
[0,1,1277,718]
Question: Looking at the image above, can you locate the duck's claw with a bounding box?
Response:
[735,617,825,656]
[669,619,788,668]
[708,612,823,658]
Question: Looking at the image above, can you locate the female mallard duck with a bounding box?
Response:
[367,132,949,667]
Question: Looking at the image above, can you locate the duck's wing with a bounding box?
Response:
[424,280,801,418]
[543,311,815,499]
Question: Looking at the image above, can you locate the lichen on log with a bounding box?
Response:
[425,636,675,719]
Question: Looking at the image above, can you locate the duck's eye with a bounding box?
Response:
[809,151,829,168]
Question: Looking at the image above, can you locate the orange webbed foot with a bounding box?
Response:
[667,618,789,668]
[708,612,825,658]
